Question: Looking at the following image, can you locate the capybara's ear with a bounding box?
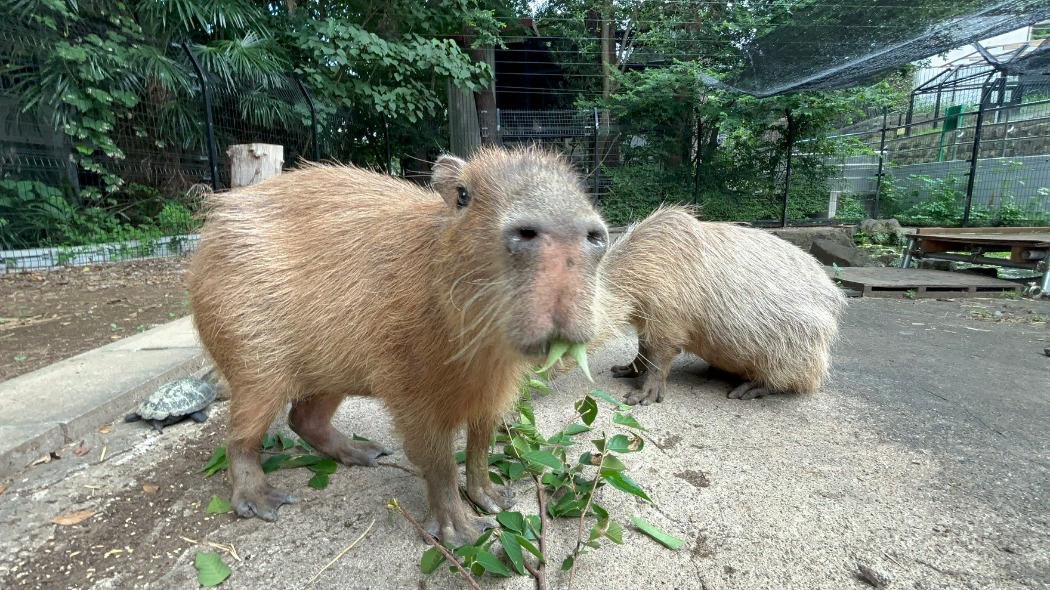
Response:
[432,154,467,207]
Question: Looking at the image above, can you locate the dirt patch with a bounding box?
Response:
[0,258,191,381]
[4,419,231,590]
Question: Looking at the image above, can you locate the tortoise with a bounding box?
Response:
[125,368,220,432]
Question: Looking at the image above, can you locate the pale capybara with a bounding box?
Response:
[187,147,609,545]
[603,206,846,404]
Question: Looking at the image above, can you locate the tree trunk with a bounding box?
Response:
[227,143,284,188]
[463,27,498,145]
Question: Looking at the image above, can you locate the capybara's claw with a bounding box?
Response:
[610,363,640,378]
[728,382,774,400]
[423,512,498,547]
[624,381,665,406]
[467,483,515,514]
[232,485,299,521]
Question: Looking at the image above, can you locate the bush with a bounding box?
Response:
[601,162,694,226]
[0,179,200,250]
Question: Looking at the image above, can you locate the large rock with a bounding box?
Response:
[768,227,855,253]
[810,238,876,267]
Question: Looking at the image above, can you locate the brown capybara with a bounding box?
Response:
[187,147,609,545]
[602,206,846,404]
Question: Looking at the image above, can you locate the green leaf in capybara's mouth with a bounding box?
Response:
[534,339,593,383]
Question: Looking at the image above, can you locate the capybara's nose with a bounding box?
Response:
[504,219,608,258]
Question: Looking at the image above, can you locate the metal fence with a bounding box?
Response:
[481,109,610,201]
[825,97,1050,227]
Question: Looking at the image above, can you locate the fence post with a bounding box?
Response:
[592,107,600,200]
[873,107,889,218]
[962,76,995,227]
[781,109,794,228]
[294,77,321,162]
[693,109,702,206]
[182,43,219,192]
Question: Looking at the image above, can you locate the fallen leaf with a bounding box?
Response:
[0,486,6,494]
[52,509,96,526]
[73,446,91,457]
[142,484,159,494]
[98,425,112,434]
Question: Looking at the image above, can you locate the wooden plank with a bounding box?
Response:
[915,226,1050,236]
[832,267,1021,298]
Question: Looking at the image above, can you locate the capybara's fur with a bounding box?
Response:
[603,206,846,404]
[187,147,609,545]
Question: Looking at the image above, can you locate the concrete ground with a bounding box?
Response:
[0,297,1047,590]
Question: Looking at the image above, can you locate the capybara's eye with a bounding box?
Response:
[456,186,470,208]
[586,230,606,247]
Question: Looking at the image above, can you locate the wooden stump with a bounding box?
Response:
[227,143,284,188]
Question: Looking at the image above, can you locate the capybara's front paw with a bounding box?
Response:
[727,381,772,400]
[624,381,665,406]
[611,363,640,378]
[423,510,497,547]
[467,481,515,514]
[232,483,299,521]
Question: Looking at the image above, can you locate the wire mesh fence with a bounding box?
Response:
[482,109,609,200]
[825,98,1050,228]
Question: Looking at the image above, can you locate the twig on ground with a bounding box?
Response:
[300,518,375,588]
[179,536,241,561]
[388,499,483,590]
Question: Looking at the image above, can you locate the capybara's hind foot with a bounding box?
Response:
[624,380,665,406]
[423,510,498,547]
[467,482,515,514]
[232,484,299,521]
[727,381,772,400]
[611,363,641,378]
[330,438,393,467]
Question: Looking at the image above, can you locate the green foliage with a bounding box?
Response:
[416,369,660,584]
[200,431,347,494]
[601,160,694,226]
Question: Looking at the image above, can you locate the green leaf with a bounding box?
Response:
[419,546,446,574]
[567,342,593,382]
[261,453,290,473]
[522,450,563,471]
[261,433,277,449]
[279,434,296,450]
[630,516,684,550]
[500,533,525,575]
[527,378,549,393]
[613,412,645,431]
[561,555,574,571]
[279,455,322,469]
[606,520,624,544]
[488,471,505,486]
[205,495,232,514]
[351,434,371,441]
[194,551,231,587]
[607,434,644,454]
[591,389,631,410]
[454,450,466,464]
[564,424,591,436]
[198,445,228,477]
[535,339,570,373]
[516,535,544,562]
[601,455,628,472]
[575,396,598,426]
[601,469,652,502]
[496,511,525,534]
[306,459,338,475]
[308,472,329,490]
